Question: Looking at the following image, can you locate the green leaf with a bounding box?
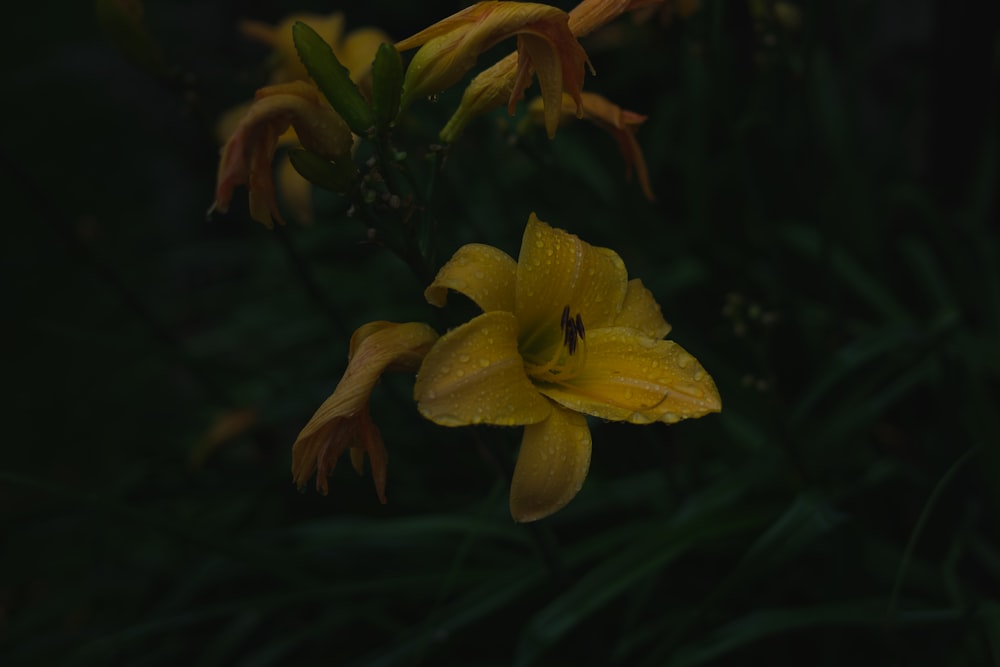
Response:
[292,21,373,136]
[288,149,357,193]
[371,43,403,131]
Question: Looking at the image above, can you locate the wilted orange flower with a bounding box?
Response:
[291,321,439,503]
[527,91,655,201]
[396,1,591,138]
[215,13,389,226]
[212,81,353,228]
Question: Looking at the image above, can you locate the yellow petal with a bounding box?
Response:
[415,312,552,427]
[509,403,591,522]
[515,213,628,351]
[614,279,671,339]
[424,243,517,312]
[536,327,721,423]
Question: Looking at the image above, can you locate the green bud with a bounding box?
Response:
[370,43,403,131]
[288,149,358,193]
[292,21,374,136]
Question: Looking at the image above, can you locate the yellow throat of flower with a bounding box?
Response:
[521,305,587,383]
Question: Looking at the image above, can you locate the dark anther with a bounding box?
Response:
[559,306,585,356]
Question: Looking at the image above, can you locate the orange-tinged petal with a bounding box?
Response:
[515,32,582,138]
[440,53,519,142]
[292,321,439,501]
[536,327,721,424]
[568,0,663,37]
[526,92,655,201]
[415,312,552,427]
[213,81,352,227]
[424,243,517,312]
[509,403,591,522]
[614,279,671,339]
[397,1,588,125]
[515,213,627,352]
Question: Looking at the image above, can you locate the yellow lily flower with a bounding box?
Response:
[395,1,591,138]
[292,321,440,504]
[440,0,658,142]
[414,214,721,521]
[213,81,353,228]
[527,91,655,201]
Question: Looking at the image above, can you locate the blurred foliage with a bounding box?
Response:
[3,0,1000,664]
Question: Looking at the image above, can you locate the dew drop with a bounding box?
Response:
[479,358,490,368]
[677,353,692,369]
[693,370,705,381]
[459,354,470,363]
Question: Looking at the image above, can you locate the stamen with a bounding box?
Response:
[524,306,587,381]
[560,308,585,356]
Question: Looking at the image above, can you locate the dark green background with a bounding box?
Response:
[4,0,999,664]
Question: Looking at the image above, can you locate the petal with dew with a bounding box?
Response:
[515,213,628,351]
[537,327,721,424]
[424,243,517,312]
[613,279,671,339]
[415,312,552,427]
[509,403,591,522]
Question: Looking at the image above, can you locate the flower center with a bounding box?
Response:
[523,305,587,382]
